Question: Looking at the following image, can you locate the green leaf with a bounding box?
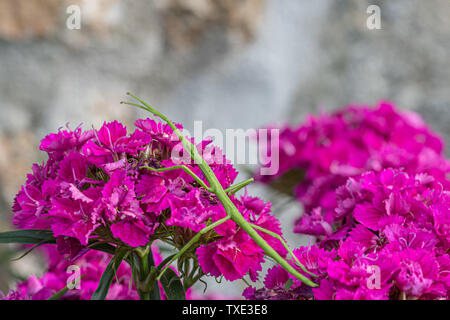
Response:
[146,251,161,300]
[89,242,117,255]
[48,275,85,300]
[148,267,161,300]
[284,278,294,291]
[159,268,185,300]
[11,240,48,261]
[0,229,56,244]
[155,254,177,272]
[91,249,127,300]
[48,286,71,301]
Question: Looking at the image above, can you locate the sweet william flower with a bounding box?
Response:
[196,225,265,281]
[247,167,450,300]
[40,125,95,161]
[256,102,450,238]
[166,189,218,232]
[110,218,156,248]
[10,114,286,298]
[196,196,286,281]
[12,179,57,229]
[82,121,150,166]
[2,245,138,300]
[243,244,337,300]
[49,188,102,246]
[394,249,440,298]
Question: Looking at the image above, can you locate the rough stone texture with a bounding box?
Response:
[0,0,265,211]
[0,0,61,40]
[289,0,450,148]
[0,0,121,41]
[0,0,267,295]
[0,0,449,296]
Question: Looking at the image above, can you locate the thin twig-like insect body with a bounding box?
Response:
[121,93,317,287]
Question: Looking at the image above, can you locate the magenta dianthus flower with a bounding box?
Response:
[11,116,285,295]
[257,102,450,238]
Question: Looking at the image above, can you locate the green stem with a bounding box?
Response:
[156,216,231,281]
[141,255,150,300]
[133,246,160,300]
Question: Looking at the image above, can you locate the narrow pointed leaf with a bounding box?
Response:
[89,243,117,255]
[146,251,161,300]
[0,230,56,244]
[48,275,85,300]
[159,268,185,300]
[148,267,161,300]
[155,254,177,272]
[11,240,48,261]
[91,249,127,300]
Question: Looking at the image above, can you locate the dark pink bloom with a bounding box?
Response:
[50,189,101,246]
[110,219,155,247]
[2,246,138,300]
[83,121,150,166]
[196,197,286,281]
[40,125,94,161]
[135,174,167,205]
[394,249,440,298]
[12,115,284,295]
[257,102,450,239]
[167,189,218,232]
[100,169,142,222]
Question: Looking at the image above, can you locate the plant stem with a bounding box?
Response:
[133,246,160,300]
[156,216,231,281]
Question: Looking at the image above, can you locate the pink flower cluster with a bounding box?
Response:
[2,244,234,300]
[2,246,138,300]
[196,194,287,281]
[11,117,285,288]
[246,169,450,300]
[243,245,336,300]
[257,102,449,238]
[249,102,450,300]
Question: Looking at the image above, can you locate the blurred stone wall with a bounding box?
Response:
[0,0,265,293]
[289,0,450,145]
[0,0,264,223]
[0,0,449,295]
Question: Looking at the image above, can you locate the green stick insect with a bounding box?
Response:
[121,93,318,288]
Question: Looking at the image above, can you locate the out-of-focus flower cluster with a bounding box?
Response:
[2,246,138,300]
[258,102,449,238]
[1,244,235,300]
[249,102,450,300]
[6,117,286,299]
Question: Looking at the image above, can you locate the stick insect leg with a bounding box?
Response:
[225,178,254,195]
[156,216,231,281]
[141,165,214,193]
[250,223,318,277]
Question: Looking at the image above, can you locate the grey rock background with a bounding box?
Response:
[0,0,449,297]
